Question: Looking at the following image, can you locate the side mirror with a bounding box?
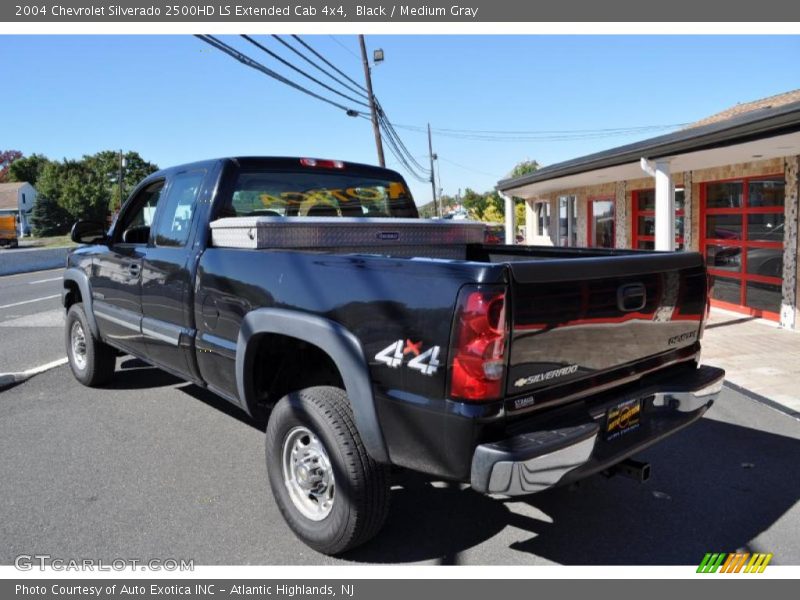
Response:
[71,221,107,245]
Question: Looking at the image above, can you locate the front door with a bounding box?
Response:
[92,180,165,355]
[588,197,615,248]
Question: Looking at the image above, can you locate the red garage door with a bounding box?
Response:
[701,176,785,320]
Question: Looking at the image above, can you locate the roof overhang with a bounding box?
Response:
[498,100,800,198]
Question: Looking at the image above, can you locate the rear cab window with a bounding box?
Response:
[154,169,206,247]
[222,169,418,219]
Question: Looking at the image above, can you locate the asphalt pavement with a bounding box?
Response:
[1,268,799,565]
[0,268,66,374]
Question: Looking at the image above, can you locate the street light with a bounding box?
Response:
[373,48,384,64]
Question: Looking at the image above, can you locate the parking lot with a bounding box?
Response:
[2,268,800,565]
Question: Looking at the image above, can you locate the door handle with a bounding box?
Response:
[127,263,141,277]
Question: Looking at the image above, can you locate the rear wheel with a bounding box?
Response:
[265,386,390,555]
[65,303,116,387]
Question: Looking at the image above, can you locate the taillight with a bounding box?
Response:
[300,158,345,169]
[448,285,509,402]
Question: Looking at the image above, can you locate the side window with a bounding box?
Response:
[154,170,205,247]
[116,181,165,244]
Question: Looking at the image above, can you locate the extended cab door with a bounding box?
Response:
[92,180,165,355]
[139,168,207,378]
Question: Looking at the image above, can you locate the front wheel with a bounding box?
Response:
[65,303,116,387]
[265,386,390,555]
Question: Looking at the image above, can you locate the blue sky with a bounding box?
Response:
[4,35,800,204]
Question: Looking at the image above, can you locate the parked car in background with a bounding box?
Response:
[0,214,18,248]
[484,224,504,244]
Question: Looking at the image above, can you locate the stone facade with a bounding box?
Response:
[782,156,799,329]
[683,171,693,250]
[614,181,627,249]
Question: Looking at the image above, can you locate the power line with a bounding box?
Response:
[433,124,689,135]
[390,122,688,142]
[373,109,430,183]
[438,157,501,179]
[377,112,431,182]
[328,35,361,60]
[291,35,369,95]
[382,135,430,183]
[377,105,429,174]
[196,35,363,116]
[241,35,370,108]
[272,35,370,101]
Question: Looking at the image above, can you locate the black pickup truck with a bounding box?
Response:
[63,157,724,555]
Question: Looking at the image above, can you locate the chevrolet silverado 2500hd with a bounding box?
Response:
[63,157,725,554]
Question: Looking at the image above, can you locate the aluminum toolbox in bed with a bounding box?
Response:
[209,217,487,258]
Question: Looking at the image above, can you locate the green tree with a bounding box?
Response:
[30,193,71,236]
[7,153,51,186]
[83,150,158,211]
[462,188,488,220]
[508,159,540,179]
[37,160,109,223]
[515,200,526,228]
[481,203,503,223]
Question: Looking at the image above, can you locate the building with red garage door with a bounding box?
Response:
[498,90,800,329]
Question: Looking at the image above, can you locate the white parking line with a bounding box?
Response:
[0,294,60,310]
[27,277,61,285]
[0,268,62,280]
[0,357,68,390]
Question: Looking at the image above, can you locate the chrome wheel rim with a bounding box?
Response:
[281,426,335,521]
[70,320,87,371]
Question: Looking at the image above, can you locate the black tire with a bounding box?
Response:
[65,303,116,387]
[265,386,390,555]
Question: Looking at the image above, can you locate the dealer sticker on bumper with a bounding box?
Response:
[605,397,642,441]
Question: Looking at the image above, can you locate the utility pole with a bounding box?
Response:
[427,123,439,217]
[359,35,385,167]
[118,150,125,210]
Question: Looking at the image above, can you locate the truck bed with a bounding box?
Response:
[206,216,707,417]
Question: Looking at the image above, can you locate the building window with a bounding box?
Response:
[701,176,784,320]
[557,195,577,246]
[588,197,615,248]
[534,201,550,237]
[631,188,685,250]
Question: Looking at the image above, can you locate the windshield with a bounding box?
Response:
[223,170,418,219]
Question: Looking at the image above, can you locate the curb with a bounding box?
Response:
[724,380,800,421]
[0,247,70,277]
[0,358,68,391]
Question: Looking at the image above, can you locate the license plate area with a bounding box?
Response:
[605,397,642,441]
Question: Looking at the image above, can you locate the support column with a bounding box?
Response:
[614,181,627,249]
[683,171,693,250]
[781,156,799,329]
[500,191,515,245]
[641,158,675,250]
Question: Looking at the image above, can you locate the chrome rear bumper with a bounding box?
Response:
[470,365,725,496]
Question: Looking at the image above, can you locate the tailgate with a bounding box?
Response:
[506,252,707,399]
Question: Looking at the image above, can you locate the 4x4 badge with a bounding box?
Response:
[375,339,441,376]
